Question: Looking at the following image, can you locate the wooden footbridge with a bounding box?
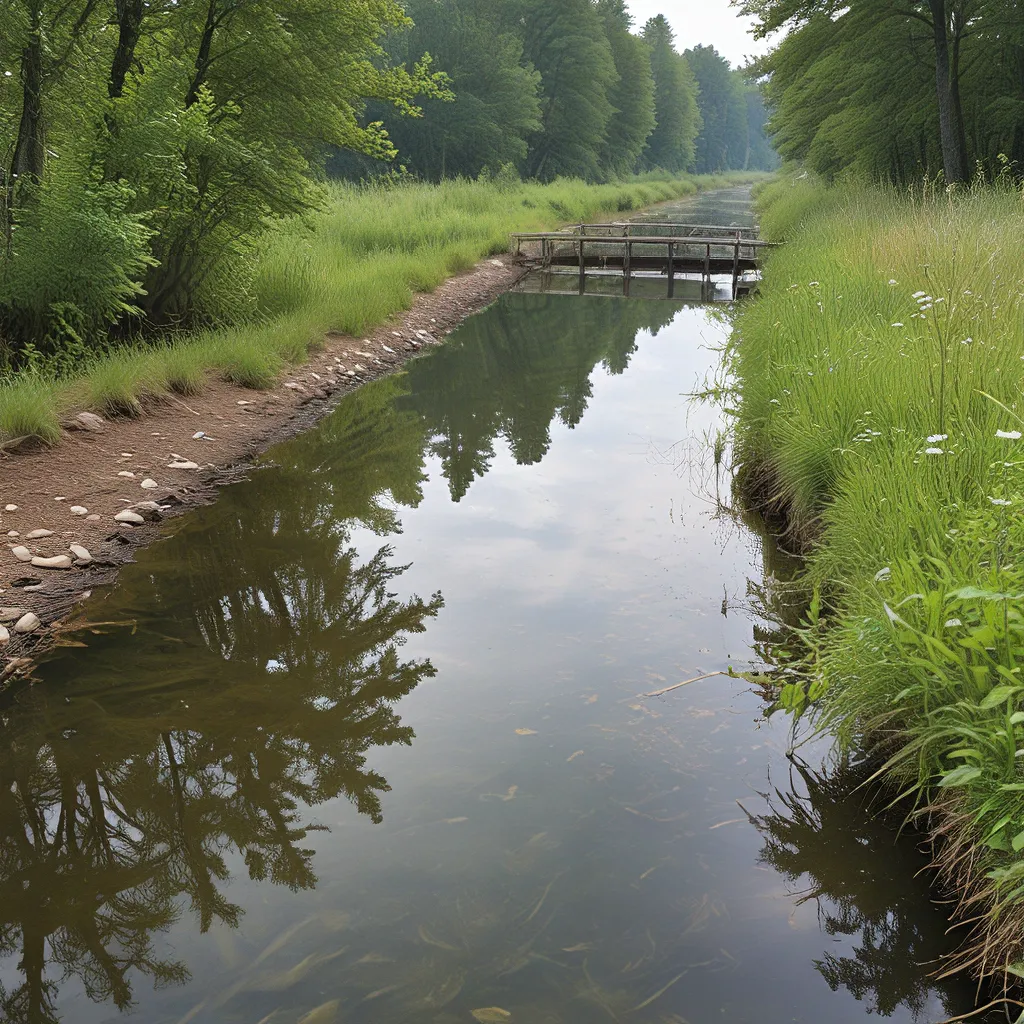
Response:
[511,221,779,298]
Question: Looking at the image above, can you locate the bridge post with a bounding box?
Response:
[731,231,741,298]
[578,238,586,294]
[667,241,675,298]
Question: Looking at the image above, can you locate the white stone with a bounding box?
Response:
[167,461,199,470]
[32,554,72,569]
[69,505,88,515]
[140,479,158,489]
[74,411,106,432]
[4,504,17,512]
[69,544,92,563]
[346,370,356,377]
[85,514,101,522]
[283,382,301,390]
[118,471,136,478]
[490,259,504,267]
[193,431,206,439]
[25,529,53,540]
[6,531,17,538]
[54,497,65,501]
[382,344,395,353]
[356,351,373,358]
[13,612,40,634]
[11,546,31,562]
[120,452,133,457]
[311,372,321,380]
[0,625,9,644]
[114,510,145,525]
[237,400,251,406]
[354,364,366,373]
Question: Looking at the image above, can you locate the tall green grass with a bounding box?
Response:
[731,174,1024,988]
[0,171,762,440]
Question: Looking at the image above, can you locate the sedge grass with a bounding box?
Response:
[731,174,1024,986]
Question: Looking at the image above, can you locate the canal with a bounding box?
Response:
[0,191,986,1023]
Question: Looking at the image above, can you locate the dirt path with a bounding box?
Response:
[0,258,525,675]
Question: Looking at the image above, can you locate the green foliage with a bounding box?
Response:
[686,45,752,173]
[597,0,657,178]
[0,171,154,361]
[0,0,448,356]
[369,0,542,181]
[744,0,1023,183]
[520,0,618,181]
[732,175,1024,978]
[641,15,702,173]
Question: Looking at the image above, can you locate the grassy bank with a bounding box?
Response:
[0,171,760,444]
[731,175,1024,989]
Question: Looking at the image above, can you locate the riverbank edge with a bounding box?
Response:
[729,178,1024,1001]
[0,255,528,679]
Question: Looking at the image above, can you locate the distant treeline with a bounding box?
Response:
[334,0,777,182]
[741,0,1024,184]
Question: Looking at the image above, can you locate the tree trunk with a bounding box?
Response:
[10,8,46,192]
[108,0,146,99]
[929,0,967,182]
[185,0,219,108]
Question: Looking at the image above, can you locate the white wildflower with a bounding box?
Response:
[925,447,944,455]
[927,434,947,443]
[891,322,904,328]
[944,618,962,628]
[996,430,1022,440]
[989,497,1013,506]
[912,291,927,298]
[874,567,891,582]
[888,279,898,285]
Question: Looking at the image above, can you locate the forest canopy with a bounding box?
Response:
[339,1,776,183]
[742,0,1024,183]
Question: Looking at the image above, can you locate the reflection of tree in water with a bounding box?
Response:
[0,293,673,1022]
[750,757,967,1020]
[0,415,443,1022]
[402,294,678,499]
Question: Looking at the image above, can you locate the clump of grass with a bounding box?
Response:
[157,342,209,397]
[0,374,63,443]
[732,173,1024,989]
[86,349,170,417]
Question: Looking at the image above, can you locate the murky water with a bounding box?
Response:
[0,193,987,1024]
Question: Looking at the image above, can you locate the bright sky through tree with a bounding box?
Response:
[626,0,772,67]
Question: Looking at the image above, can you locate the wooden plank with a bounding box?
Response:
[667,241,675,298]
[512,232,778,248]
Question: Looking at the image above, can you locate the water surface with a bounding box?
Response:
[0,198,986,1024]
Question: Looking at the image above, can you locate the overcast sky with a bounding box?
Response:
[625,0,774,68]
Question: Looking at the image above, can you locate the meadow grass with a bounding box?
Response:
[731,174,1024,987]
[0,170,762,442]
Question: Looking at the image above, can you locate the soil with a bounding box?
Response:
[0,257,526,677]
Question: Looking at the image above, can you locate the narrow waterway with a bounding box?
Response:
[0,191,986,1024]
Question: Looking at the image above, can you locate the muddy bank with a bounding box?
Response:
[0,258,525,674]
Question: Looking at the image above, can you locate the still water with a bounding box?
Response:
[0,198,985,1024]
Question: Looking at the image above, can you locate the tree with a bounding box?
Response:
[519,0,618,181]
[641,15,702,172]
[374,0,542,180]
[596,0,656,177]
[686,45,750,172]
[738,0,1003,183]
